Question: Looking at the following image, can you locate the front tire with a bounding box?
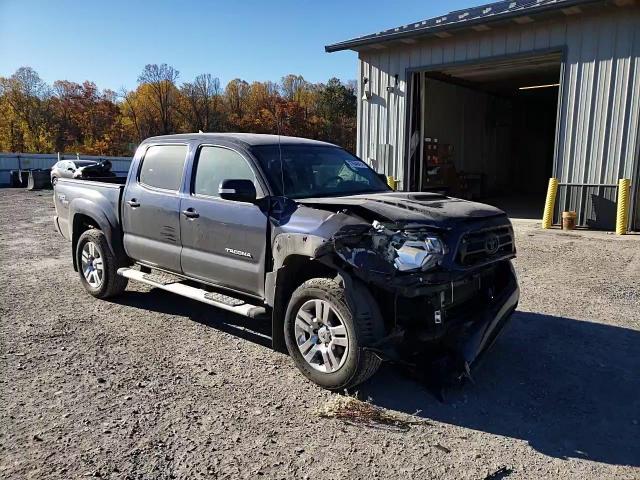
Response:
[284,277,384,390]
[76,229,128,299]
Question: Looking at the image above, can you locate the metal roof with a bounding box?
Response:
[325,0,603,52]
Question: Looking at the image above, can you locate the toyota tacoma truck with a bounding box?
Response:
[53,133,519,390]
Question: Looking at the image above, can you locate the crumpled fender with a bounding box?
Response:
[271,210,366,271]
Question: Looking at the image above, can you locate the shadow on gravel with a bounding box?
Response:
[358,311,640,467]
[111,289,273,348]
[111,291,639,466]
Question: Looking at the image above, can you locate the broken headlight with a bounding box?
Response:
[371,221,447,272]
[393,236,447,271]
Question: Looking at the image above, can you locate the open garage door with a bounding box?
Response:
[408,52,562,219]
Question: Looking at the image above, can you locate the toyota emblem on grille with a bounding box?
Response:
[484,233,500,255]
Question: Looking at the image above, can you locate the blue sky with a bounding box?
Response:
[0,0,487,91]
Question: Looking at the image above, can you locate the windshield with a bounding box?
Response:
[252,145,389,198]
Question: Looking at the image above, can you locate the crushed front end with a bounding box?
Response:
[329,214,519,381]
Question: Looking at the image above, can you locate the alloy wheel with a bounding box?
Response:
[81,241,104,288]
[294,299,349,373]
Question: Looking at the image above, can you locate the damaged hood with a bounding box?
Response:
[296,192,506,228]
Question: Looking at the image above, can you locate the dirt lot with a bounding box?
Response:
[0,188,638,479]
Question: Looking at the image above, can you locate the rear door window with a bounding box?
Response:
[139,145,188,191]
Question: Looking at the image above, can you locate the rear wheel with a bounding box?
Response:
[76,229,128,299]
[284,277,384,390]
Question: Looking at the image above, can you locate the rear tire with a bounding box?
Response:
[284,277,384,391]
[76,229,128,299]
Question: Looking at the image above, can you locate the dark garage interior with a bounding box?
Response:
[409,53,562,219]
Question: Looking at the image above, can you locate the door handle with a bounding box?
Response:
[127,199,140,207]
[182,208,199,219]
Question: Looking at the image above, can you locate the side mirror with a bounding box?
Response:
[219,179,257,203]
[67,167,75,172]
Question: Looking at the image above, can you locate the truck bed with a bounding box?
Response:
[53,177,125,243]
[72,176,127,185]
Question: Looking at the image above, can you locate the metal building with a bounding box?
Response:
[326,0,640,230]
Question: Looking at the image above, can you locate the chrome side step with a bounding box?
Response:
[117,268,268,318]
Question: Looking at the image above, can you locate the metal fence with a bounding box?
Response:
[554,183,620,231]
[0,152,132,186]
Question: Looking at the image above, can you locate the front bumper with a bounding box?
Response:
[450,270,519,369]
[372,261,519,377]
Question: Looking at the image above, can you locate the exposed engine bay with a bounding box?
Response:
[332,220,448,275]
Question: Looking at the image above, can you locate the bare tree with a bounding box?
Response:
[179,73,222,132]
[137,64,180,134]
[281,74,308,103]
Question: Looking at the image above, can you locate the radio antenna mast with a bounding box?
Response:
[277,107,285,197]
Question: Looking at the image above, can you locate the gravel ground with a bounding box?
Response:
[1,188,638,480]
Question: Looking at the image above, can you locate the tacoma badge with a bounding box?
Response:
[225,248,253,258]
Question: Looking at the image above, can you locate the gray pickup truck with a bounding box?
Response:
[53,133,519,390]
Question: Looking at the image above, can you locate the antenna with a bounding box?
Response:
[277,108,285,197]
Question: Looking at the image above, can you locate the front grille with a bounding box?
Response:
[456,225,515,266]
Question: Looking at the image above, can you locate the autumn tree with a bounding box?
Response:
[0,67,54,152]
[0,66,358,156]
[0,89,23,152]
[316,78,357,151]
[240,81,278,132]
[51,80,83,149]
[120,88,143,142]
[48,81,129,154]
[224,79,250,131]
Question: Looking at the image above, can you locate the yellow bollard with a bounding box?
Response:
[616,178,631,235]
[542,177,559,229]
[387,176,397,191]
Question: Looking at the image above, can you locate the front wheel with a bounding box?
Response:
[76,229,128,299]
[284,277,384,390]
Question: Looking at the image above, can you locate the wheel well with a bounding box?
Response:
[71,214,100,271]
[271,255,337,353]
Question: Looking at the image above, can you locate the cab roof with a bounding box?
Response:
[143,133,337,148]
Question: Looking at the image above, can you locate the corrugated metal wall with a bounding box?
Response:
[0,153,132,185]
[357,5,640,228]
